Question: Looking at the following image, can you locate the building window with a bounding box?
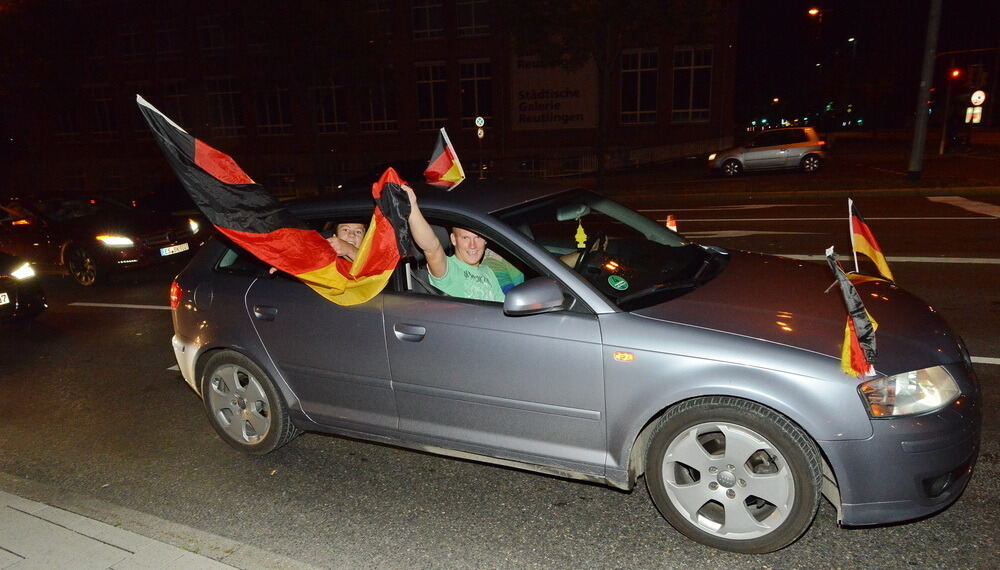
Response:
[457,0,490,37]
[55,107,79,136]
[154,22,181,60]
[367,0,393,38]
[121,22,150,60]
[314,80,347,134]
[672,46,712,123]
[257,87,293,136]
[621,49,658,125]
[360,70,397,132]
[267,167,297,199]
[460,60,492,124]
[416,62,448,130]
[198,14,232,55]
[161,79,189,126]
[88,86,117,139]
[412,0,444,40]
[206,77,244,137]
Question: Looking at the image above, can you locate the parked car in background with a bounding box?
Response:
[0,195,204,286]
[170,181,978,553]
[709,127,826,176]
[0,252,46,321]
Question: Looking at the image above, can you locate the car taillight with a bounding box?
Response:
[169,280,182,308]
[818,140,826,146]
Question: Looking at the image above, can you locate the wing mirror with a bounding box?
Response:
[503,277,568,316]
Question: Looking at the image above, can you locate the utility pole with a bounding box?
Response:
[907,0,942,181]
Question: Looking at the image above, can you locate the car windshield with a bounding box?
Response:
[496,189,727,310]
[30,197,131,222]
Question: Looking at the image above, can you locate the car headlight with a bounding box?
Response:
[11,262,35,280]
[708,153,717,161]
[858,366,960,418]
[96,234,135,247]
[189,218,200,234]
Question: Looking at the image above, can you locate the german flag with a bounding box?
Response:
[849,198,894,282]
[136,95,407,306]
[423,127,466,190]
[826,247,878,377]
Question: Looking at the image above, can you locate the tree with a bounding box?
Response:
[499,0,714,189]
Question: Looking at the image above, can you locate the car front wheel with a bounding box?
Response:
[200,351,301,454]
[65,245,100,286]
[721,159,743,177]
[645,397,822,553]
[800,154,822,173]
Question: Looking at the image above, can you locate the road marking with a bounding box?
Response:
[641,204,824,212]
[685,230,821,239]
[167,364,179,371]
[69,302,171,310]
[973,357,1000,365]
[927,196,1000,217]
[779,254,1000,264]
[658,216,990,222]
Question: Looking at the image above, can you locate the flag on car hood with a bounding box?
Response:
[423,127,466,190]
[826,246,877,377]
[136,94,407,306]
[849,198,894,282]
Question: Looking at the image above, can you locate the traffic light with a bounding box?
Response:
[950,68,962,79]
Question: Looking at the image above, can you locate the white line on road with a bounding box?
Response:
[779,254,1000,264]
[69,302,171,310]
[973,357,1000,365]
[640,204,824,212]
[927,196,1000,217]
[657,216,991,222]
[167,365,179,371]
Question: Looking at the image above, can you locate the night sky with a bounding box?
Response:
[735,0,1000,126]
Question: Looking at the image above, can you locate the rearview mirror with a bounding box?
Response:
[503,277,567,316]
[555,204,590,222]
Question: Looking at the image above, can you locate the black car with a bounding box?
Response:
[0,252,46,321]
[0,196,204,286]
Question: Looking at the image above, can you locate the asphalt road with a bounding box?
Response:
[1,192,998,569]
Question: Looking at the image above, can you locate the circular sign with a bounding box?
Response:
[971,90,986,106]
[476,127,485,139]
[607,275,629,291]
[474,116,485,128]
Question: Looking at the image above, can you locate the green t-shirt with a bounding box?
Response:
[430,255,505,302]
[482,255,525,294]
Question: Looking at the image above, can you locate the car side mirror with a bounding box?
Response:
[503,277,567,316]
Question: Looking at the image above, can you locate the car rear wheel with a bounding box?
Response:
[721,159,743,177]
[200,351,301,454]
[645,397,822,553]
[65,245,100,286]
[800,154,822,173]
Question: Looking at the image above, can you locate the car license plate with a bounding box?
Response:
[0,292,9,305]
[160,243,190,256]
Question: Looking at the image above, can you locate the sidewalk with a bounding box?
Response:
[0,490,230,569]
[0,475,317,570]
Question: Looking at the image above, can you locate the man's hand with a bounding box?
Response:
[326,236,358,260]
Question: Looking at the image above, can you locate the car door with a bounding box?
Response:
[781,128,810,167]
[383,247,607,474]
[743,131,788,170]
[245,274,397,431]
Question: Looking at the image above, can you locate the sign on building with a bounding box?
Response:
[511,56,597,131]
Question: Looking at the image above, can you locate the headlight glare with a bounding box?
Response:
[859,366,960,417]
[189,218,200,233]
[11,262,35,280]
[96,234,135,247]
[708,153,717,161]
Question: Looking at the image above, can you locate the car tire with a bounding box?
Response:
[65,245,101,286]
[645,396,822,554]
[200,351,301,454]
[721,159,743,177]
[800,154,822,173]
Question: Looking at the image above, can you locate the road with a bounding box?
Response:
[1,193,998,569]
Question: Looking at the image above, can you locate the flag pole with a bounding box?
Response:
[848,198,859,274]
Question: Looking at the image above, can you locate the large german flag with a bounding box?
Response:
[849,198,894,282]
[826,247,878,378]
[423,127,466,190]
[136,95,407,306]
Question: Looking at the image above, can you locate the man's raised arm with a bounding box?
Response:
[401,185,447,278]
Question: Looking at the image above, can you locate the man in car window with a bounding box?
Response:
[401,185,504,302]
[328,222,365,261]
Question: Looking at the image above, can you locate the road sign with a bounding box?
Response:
[474,116,485,128]
[971,90,986,106]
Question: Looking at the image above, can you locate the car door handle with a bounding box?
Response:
[393,323,426,342]
[253,305,278,321]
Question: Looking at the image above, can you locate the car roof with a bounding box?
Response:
[288,177,581,220]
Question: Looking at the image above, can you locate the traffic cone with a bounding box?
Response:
[665,214,677,232]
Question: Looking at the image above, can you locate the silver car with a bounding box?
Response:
[709,127,826,176]
[171,182,979,553]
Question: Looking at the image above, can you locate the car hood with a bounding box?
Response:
[55,209,180,237]
[632,251,962,375]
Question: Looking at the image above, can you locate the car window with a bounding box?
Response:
[216,243,269,276]
[751,132,783,147]
[496,189,726,311]
[786,129,808,143]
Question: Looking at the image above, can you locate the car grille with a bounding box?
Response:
[139,226,194,248]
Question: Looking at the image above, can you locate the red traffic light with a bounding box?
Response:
[950,68,962,79]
